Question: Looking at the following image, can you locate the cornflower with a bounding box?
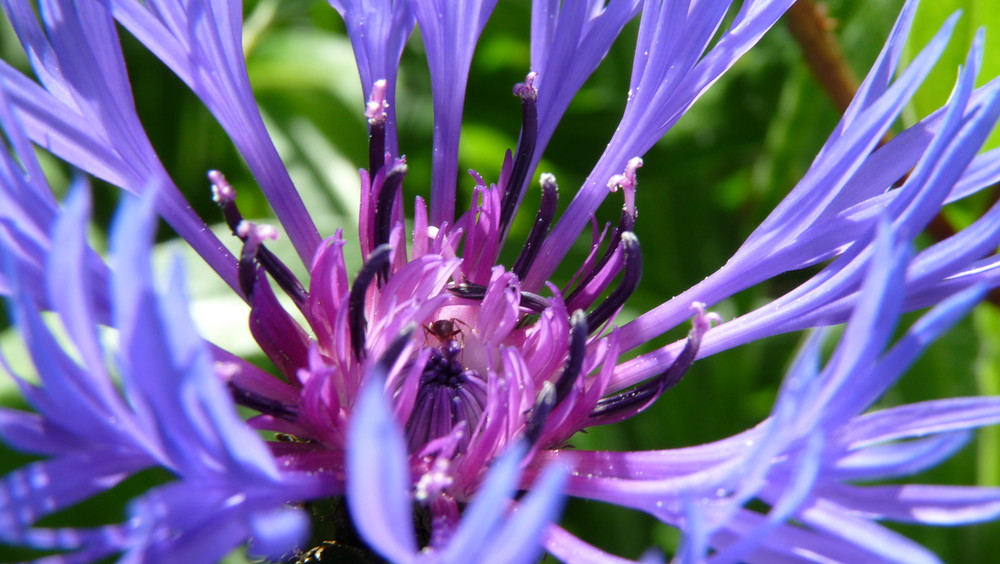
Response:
[2,0,1000,562]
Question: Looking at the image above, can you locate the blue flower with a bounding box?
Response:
[1,186,326,562]
[2,0,1000,561]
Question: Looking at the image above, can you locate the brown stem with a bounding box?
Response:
[786,0,859,113]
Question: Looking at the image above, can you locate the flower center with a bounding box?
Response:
[210,76,710,480]
[406,328,487,453]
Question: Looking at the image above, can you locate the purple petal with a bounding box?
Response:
[544,523,643,564]
[819,483,1000,525]
[823,284,988,423]
[125,484,261,564]
[528,0,641,169]
[0,408,81,456]
[8,272,137,445]
[247,506,311,560]
[0,1,239,291]
[111,0,321,262]
[826,0,918,143]
[607,12,980,379]
[46,185,118,400]
[0,450,149,543]
[525,0,795,290]
[798,504,940,564]
[712,433,826,563]
[408,0,499,224]
[832,432,970,481]
[329,0,414,154]
[836,396,1000,448]
[711,506,916,563]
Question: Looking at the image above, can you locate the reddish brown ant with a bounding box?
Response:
[424,318,463,343]
[423,318,470,362]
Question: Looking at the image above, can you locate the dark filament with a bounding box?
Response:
[217,190,308,307]
[565,206,637,310]
[373,163,408,255]
[553,310,589,404]
[448,282,550,313]
[589,329,701,424]
[524,310,587,448]
[368,113,386,179]
[498,76,539,239]
[227,382,298,420]
[585,232,642,331]
[349,245,392,360]
[512,174,559,279]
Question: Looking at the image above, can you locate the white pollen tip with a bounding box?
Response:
[236,221,251,238]
[209,170,236,203]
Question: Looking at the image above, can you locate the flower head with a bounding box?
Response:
[3,0,1000,562]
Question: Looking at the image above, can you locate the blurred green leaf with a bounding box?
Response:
[903,0,1000,149]
[974,306,1000,488]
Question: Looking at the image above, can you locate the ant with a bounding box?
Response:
[424,318,463,343]
[423,318,469,362]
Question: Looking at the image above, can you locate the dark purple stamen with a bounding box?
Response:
[595,207,637,273]
[247,269,311,378]
[589,331,700,424]
[217,192,245,233]
[239,240,262,300]
[366,79,390,178]
[216,181,307,306]
[518,291,551,313]
[523,381,555,449]
[553,310,588,404]
[448,282,550,313]
[512,174,558,279]
[406,341,487,453]
[523,310,587,449]
[374,162,408,253]
[369,117,386,179]
[448,282,486,300]
[585,232,642,331]
[498,74,539,238]
[228,382,298,420]
[349,244,392,360]
[375,323,417,375]
[237,241,308,309]
[566,207,636,308]
[258,246,309,307]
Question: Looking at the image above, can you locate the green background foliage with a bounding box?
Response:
[1,0,999,561]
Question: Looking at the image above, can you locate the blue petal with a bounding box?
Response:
[529,0,641,157]
[440,442,526,561]
[347,372,419,562]
[0,450,148,544]
[481,456,568,564]
[0,0,240,289]
[833,432,970,480]
[247,506,311,560]
[524,0,795,289]
[111,0,321,262]
[47,183,116,398]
